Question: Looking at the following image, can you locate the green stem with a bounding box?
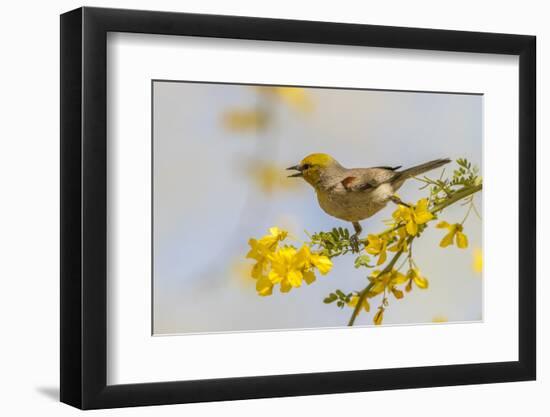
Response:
[432,184,482,213]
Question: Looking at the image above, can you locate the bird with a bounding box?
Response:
[287,153,450,244]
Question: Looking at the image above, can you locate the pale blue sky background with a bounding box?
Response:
[153,81,482,335]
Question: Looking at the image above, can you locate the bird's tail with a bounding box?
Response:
[395,158,451,181]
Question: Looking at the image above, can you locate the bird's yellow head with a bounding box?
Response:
[287,153,338,186]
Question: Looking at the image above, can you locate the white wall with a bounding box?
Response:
[0,0,544,415]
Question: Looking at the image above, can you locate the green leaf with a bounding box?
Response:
[354,254,372,268]
[323,293,337,304]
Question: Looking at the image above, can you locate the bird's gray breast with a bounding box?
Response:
[315,182,394,222]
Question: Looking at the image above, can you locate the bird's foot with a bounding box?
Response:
[350,233,361,252]
[350,221,363,253]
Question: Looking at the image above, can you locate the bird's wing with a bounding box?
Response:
[372,165,402,171]
[340,168,398,191]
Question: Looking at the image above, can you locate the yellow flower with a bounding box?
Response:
[246,228,330,296]
[432,315,448,323]
[373,307,385,325]
[247,227,289,294]
[255,276,274,296]
[246,239,271,281]
[392,198,434,236]
[268,246,304,292]
[259,227,288,248]
[368,269,408,296]
[390,287,404,300]
[265,244,333,294]
[365,234,388,265]
[436,221,468,248]
[308,251,333,275]
[247,162,300,194]
[367,270,385,295]
[257,87,314,113]
[387,270,408,299]
[347,295,370,313]
[473,247,483,273]
[247,227,287,267]
[387,226,409,253]
[406,268,429,289]
[246,237,269,261]
[293,244,333,275]
[222,109,269,132]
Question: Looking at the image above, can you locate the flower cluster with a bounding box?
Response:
[364,198,433,266]
[392,198,434,236]
[247,227,333,296]
[368,269,408,298]
[339,266,431,326]
[343,190,473,325]
[223,87,313,133]
[257,87,314,113]
[370,268,428,299]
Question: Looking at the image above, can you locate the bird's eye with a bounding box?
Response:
[302,164,311,170]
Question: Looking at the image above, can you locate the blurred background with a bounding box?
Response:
[152,81,482,335]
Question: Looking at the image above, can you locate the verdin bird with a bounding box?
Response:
[287,153,450,243]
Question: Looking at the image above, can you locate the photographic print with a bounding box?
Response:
[152,81,483,335]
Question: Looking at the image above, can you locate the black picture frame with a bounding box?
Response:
[60,6,536,410]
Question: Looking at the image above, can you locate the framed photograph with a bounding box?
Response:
[60,6,536,409]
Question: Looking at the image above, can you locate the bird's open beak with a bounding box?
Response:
[286,165,303,178]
